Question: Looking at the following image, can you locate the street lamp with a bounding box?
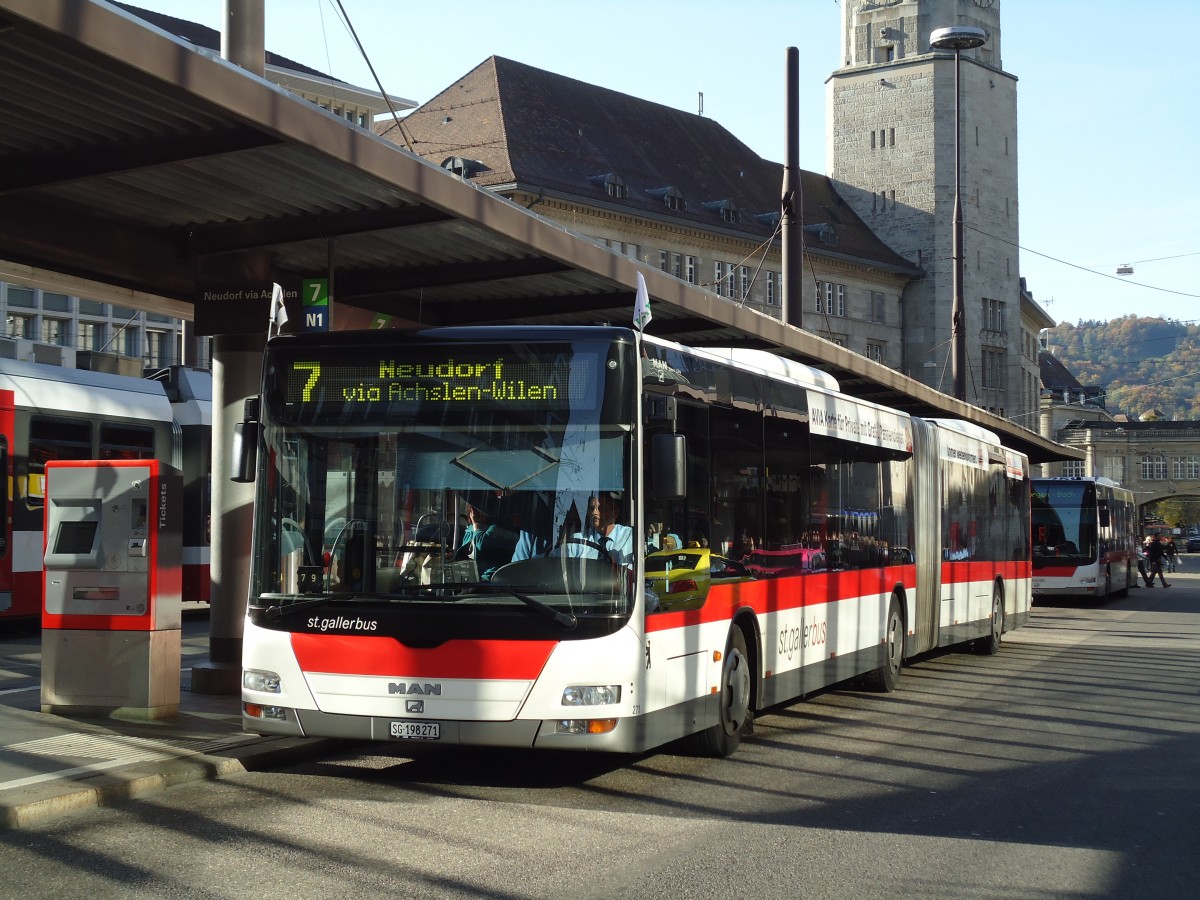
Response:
[930,25,987,402]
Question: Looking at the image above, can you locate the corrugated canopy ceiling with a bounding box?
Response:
[0,0,1078,463]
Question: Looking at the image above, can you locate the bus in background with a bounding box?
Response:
[1031,476,1137,601]
[237,327,1030,757]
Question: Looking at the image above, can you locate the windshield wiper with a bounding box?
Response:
[476,583,577,629]
[259,593,357,622]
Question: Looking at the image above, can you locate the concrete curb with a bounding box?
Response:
[0,736,347,831]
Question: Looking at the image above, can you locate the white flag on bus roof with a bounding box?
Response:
[633,271,652,331]
[269,282,288,337]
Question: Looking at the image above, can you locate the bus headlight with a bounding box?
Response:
[561,684,621,706]
[243,669,282,693]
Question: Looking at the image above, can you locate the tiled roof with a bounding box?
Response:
[390,56,915,273]
[112,2,339,81]
[1039,351,1083,390]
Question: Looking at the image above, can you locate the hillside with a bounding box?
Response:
[1042,316,1200,421]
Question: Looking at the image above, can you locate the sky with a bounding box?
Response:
[118,0,1198,328]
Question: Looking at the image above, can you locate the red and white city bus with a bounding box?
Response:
[1031,476,1137,600]
[238,327,1031,756]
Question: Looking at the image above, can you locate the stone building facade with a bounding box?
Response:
[829,0,1025,418]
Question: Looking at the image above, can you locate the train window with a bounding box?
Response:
[99,423,156,460]
[27,417,92,506]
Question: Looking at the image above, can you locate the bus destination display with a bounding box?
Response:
[278,351,596,411]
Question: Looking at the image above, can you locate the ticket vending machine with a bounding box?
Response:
[41,459,183,719]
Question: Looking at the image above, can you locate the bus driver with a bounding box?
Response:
[557,493,635,567]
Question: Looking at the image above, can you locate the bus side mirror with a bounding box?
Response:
[651,433,686,499]
[230,398,259,484]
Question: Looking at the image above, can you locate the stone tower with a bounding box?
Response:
[829,0,1018,415]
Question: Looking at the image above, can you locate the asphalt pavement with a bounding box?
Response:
[1,567,1194,831]
[0,611,344,830]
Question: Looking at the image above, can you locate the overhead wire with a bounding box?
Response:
[327,0,415,152]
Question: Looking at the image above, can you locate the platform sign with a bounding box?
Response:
[302,278,329,332]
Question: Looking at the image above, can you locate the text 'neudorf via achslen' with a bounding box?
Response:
[336,357,559,402]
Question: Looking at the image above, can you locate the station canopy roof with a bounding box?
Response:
[0,0,1077,463]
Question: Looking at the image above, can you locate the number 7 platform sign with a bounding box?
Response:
[302,278,329,331]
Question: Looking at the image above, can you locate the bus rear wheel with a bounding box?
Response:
[972,584,1004,655]
[861,594,902,692]
[690,626,751,758]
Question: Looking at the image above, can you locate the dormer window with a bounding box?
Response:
[441,156,486,178]
[589,172,627,199]
[803,223,839,245]
[647,186,686,211]
[702,199,741,224]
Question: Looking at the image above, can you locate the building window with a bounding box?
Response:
[42,292,71,313]
[1173,457,1200,480]
[1101,457,1126,484]
[739,266,749,302]
[1141,455,1168,481]
[672,253,682,279]
[766,271,777,306]
[866,342,884,363]
[814,282,846,316]
[655,186,685,211]
[42,318,67,346]
[685,256,696,285]
[123,325,140,359]
[982,349,1006,389]
[659,250,668,272]
[714,261,726,297]
[6,314,32,339]
[870,291,885,323]
[6,286,35,308]
[983,298,1008,334]
[1062,459,1085,478]
[78,322,105,351]
[146,330,168,368]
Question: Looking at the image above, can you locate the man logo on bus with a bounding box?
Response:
[388,682,442,696]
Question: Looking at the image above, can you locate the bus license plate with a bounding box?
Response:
[390,721,440,740]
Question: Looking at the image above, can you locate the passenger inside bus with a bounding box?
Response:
[450,498,519,581]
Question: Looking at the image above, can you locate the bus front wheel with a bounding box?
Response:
[690,626,752,758]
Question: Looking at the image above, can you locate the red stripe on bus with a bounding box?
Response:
[645,564,918,632]
[940,559,1030,585]
[291,633,558,678]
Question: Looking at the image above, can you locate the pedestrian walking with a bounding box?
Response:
[1164,536,1177,573]
[1145,534,1170,588]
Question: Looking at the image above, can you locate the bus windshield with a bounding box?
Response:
[251,335,636,617]
[1031,480,1096,563]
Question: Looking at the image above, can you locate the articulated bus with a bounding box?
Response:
[238,327,1031,756]
[1031,476,1137,600]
